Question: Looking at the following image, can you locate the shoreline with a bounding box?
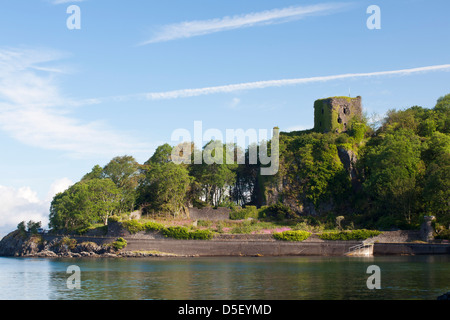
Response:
[2,236,450,259]
[1,228,449,258]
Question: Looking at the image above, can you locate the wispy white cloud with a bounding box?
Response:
[139,64,450,100]
[51,0,86,4]
[0,47,151,158]
[139,3,353,45]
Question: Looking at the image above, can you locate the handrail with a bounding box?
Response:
[346,242,374,255]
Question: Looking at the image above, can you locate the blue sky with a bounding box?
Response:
[0,0,449,236]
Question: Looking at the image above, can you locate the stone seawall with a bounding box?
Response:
[373,243,450,255]
[124,239,361,256]
[3,231,448,257]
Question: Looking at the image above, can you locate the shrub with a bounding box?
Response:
[122,220,144,234]
[318,229,382,241]
[197,220,213,227]
[162,226,214,240]
[436,229,450,240]
[108,216,121,223]
[189,229,214,240]
[260,203,295,221]
[230,206,259,220]
[111,237,127,250]
[60,236,77,250]
[162,226,191,239]
[143,221,165,231]
[273,230,311,242]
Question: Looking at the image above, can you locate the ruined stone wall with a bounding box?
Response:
[314,96,362,133]
[188,207,230,221]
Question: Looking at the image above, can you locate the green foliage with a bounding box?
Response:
[26,220,42,234]
[111,237,127,250]
[49,178,121,232]
[48,93,449,233]
[161,226,214,240]
[189,229,214,240]
[122,219,144,234]
[230,221,256,234]
[145,143,173,164]
[137,162,192,216]
[273,230,311,241]
[259,203,296,221]
[162,226,191,239]
[17,221,27,236]
[143,221,166,231]
[360,128,423,224]
[230,206,258,220]
[318,229,382,241]
[350,122,367,142]
[60,236,77,250]
[17,220,42,235]
[435,229,450,240]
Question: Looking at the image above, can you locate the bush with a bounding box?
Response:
[162,226,214,240]
[111,237,127,250]
[162,226,191,239]
[318,229,382,241]
[60,236,77,250]
[197,220,213,227]
[259,203,295,221]
[230,206,259,220]
[273,230,311,242]
[143,221,165,231]
[436,229,450,240]
[108,216,121,223]
[189,229,214,240]
[122,220,144,234]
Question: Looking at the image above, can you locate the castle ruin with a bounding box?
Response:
[314,96,362,133]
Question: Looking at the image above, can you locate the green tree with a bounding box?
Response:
[81,164,103,181]
[422,132,450,225]
[146,144,173,164]
[137,162,192,217]
[85,178,121,225]
[361,129,423,225]
[102,155,141,213]
[189,141,237,207]
[434,94,450,133]
[49,178,121,231]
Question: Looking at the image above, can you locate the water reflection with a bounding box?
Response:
[1,255,449,300]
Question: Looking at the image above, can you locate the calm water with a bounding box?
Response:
[0,255,448,300]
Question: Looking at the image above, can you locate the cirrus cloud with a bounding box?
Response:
[0,47,152,159]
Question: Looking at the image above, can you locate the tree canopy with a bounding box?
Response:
[49,94,450,232]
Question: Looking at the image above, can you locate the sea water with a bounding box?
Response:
[0,255,448,300]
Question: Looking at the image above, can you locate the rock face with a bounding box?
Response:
[0,230,40,257]
[0,230,116,257]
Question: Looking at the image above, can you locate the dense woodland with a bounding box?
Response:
[49,94,450,233]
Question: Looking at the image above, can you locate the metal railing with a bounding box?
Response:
[346,242,374,256]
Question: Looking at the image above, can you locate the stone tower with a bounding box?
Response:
[314,96,362,133]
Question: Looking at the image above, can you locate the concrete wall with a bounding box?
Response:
[124,239,361,256]
[374,243,450,255]
[40,234,450,256]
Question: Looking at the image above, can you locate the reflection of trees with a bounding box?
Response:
[45,256,450,300]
